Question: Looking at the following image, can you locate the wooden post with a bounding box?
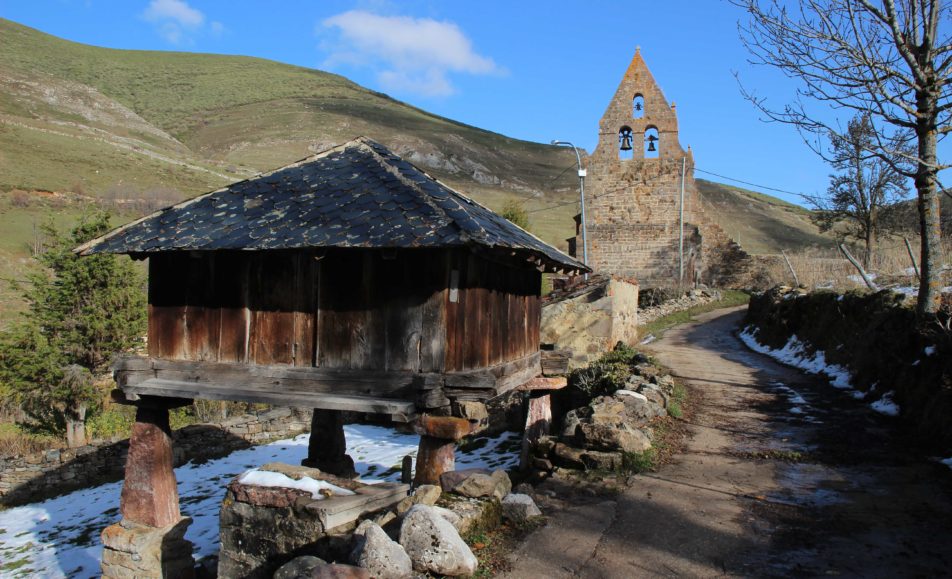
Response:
[302,409,357,478]
[413,415,474,485]
[520,394,553,470]
[838,243,878,290]
[780,249,801,288]
[415,436,457,485]
[903,236,921,281]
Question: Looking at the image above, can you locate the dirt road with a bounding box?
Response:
[502,307,952,578]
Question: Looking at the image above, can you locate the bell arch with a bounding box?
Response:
[618,126,634,160]
[632,94,645,118]
[644,126,659,158]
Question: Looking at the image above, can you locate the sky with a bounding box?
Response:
[1,0,935,206]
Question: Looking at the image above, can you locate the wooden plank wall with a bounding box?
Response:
[443,252,541,372]
[148,249,540,373]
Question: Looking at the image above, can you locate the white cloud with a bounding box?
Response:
[143,0,204,27]
[142,0,209,45]
[320,10,501,97]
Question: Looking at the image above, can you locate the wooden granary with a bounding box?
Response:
[79,137,586,577]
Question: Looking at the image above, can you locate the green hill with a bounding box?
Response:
[0,17,835,322]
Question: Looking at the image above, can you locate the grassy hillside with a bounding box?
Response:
[696,179,833,254]
[0,17,837,324]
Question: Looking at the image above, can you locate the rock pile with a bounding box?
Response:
[271,468,542,578]
[529,354,676,474]
[638,288,721,327]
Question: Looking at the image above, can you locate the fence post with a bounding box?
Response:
[903,237,921,281]
[780,250,801,287]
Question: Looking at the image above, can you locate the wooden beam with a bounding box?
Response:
[116,357,418,399]
[125,379,417,422]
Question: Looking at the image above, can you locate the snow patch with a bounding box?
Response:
[0,424,522,578]
[739,327,854,391]
[870,392,900,416]
[237,469,354,499]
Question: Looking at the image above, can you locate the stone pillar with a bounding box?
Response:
[121,405,181,526]
[302,409,357,478]
[413,415,474,485]
[102,396,195,579]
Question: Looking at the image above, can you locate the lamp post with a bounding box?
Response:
[551,140,588,278]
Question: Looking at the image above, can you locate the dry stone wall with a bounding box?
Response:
[0,407,310,506]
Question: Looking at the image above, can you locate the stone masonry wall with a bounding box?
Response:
[541,275,640,368]
[0,407,311,506]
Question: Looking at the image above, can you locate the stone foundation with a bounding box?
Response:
[101,518,194,579]
[219,463,408,579]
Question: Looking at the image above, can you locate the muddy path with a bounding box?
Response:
[503,307,952,578]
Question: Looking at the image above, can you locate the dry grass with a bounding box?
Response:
[764,236,952,291]
[0,422,63,458]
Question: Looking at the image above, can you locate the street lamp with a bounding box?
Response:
[551,140,589,277]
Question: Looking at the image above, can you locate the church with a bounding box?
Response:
[567,49,744,287]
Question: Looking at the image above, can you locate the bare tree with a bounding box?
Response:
[734,0,951,315]
[806,114,910,269]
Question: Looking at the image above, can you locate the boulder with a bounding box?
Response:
[274,556,327,579]
[579,449,624,471]
[625,373,648,390]
[451,469,511,500]
[560,409,581,440]
[351,520,412,579]
[589,398,627,426]
[501,493,542,523]
[439,468,490,492]
[654,374,676,391]
[577,422,651,454]
[553,443,586,469]
[432,505,462,528]
[399,505,478,576]
[309,564,372,578]
[395,484,442,515]
[440,497,502,535]
[636,383,669,409]
[616,391,665,422]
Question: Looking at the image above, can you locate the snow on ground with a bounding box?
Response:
[890,285,952,297]
[870,391,900,416]
[0,424,521,578]
[740,326,899,417]
[769,381,821,422]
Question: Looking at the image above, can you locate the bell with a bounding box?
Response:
[634,102,643,112]
[646,134,658,152]
[619,131,633,151]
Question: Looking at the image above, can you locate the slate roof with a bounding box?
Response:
[76,137,587,273]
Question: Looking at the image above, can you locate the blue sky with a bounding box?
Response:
[0,0,894,205]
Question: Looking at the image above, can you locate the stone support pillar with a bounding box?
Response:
[302,409,357,478]
[102,395,194,579]
[413,415,475,485]
[121,405,181,526]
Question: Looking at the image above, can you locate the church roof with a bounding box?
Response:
[76,137,587,273]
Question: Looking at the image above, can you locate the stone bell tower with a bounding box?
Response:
[569,48,726,287]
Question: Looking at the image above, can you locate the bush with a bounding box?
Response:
[565,343,648,402]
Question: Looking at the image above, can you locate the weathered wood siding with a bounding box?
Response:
[147,249,540,373]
